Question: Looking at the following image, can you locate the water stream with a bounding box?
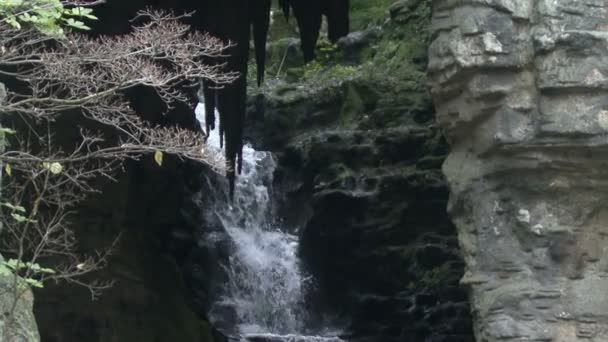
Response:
[195,103,343,342]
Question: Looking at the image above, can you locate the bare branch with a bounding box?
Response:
[0,8,232,316]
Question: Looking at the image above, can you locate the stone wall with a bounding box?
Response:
[429,1,608,341]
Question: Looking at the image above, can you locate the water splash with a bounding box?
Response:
[244,333,344,342]
[195,103,342,342]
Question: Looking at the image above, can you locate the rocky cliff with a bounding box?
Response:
[24,0,495,341]
[32,93,218,341]
[253,0,474,341]
[429,0,608,341]
[34,158,218,342]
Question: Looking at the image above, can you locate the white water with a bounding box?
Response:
[195,103,343,342]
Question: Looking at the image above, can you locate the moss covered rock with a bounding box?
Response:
[0,254,40,342]
[249,1,474,341]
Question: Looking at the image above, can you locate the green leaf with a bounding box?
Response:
[24,278,43,288]
[4,163,11,176]
[5,16,21,29]
[4,259,55,274]
[11,213,27,222]
[0,0,96,35]
[0,128,16,135]
[49,162,62,174]
[11,213,28,222]
[1,202,26,212]
[10,213,36,223]
[24,262,55,274]
[66,7,97,20]
[5,0,25,6]
[154,151,163,167]
[18,12,38,23]
[5,259,24,271]
[62,17,90,30]
[0,264,12,277]
[42,161,63,174]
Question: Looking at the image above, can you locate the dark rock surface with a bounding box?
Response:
[34,155,218,342]
[29,4,222,338]
[31,87,223,340]
[252,1,475,341]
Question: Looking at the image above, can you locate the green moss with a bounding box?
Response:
[339,82,364,126]
[406,262,456,292]
[419,264,452,290]
[257,0,434,138]
[350,0,395,30]
[269,2,299,41]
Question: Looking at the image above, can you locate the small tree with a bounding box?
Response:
[0,0,235,330]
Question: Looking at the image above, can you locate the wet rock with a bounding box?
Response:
[337,28,382,63]
[244,335,343,342]
[255,1,474,341]
[389,0,423,23]
[266,37,305,73]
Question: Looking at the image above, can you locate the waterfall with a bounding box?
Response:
[195,103,343,342]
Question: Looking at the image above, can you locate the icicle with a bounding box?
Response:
[251,0,271,86]
[279,0,290,19]
[197,0,350,196]
[282,0,350,61]
[203,83,216,134]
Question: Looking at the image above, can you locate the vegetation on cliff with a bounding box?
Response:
[254,0,432,136]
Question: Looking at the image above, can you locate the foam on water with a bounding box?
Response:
[242,333,344,342]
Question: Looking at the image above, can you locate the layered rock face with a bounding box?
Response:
[429,1,608,341]
[253,1,475,340]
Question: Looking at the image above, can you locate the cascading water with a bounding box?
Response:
[195,103,343,342]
